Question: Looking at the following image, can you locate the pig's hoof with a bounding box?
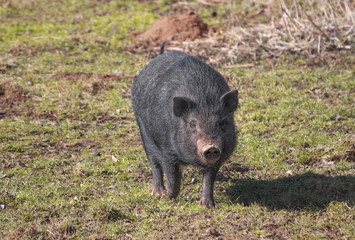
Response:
[151,186,165,196]
[166,185,180,199]
[167,191,179,200]
[200,197,215,208]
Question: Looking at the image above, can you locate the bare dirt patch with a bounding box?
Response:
[131,12,208,47]
[0,82,29,107]
[55,139,101,153]
[31,110,121,123]
[7,226,41,240]
[55,72,135,82]
[0,82,30,119]
[8,46,38,57]
[55,72,135,96]
[0,62,19,73]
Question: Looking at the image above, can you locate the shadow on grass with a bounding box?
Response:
[226,172,355,211]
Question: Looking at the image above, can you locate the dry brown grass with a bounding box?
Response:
[164,0,355,65]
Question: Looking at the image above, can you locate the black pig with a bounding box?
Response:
[131,49,238,208]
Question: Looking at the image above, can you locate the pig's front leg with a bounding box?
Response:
[200,164,221,208]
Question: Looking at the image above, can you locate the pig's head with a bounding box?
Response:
[173,90,238,167]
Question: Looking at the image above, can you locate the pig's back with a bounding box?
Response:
[132,51,229,108]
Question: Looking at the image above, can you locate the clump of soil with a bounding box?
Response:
[0,82,29,107]
[55,72,135,96]
[0,62,19,73]
[131,12,208,46]
[55,72,135,82]
[9,47,38,57]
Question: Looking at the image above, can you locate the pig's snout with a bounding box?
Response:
[197,139,222,164]
[203,146,221,160]
[198,139,222,165]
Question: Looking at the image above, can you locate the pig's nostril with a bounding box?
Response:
[204,147,221,160]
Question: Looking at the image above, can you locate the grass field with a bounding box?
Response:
[0,0,354,239]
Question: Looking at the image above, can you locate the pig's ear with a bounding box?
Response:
[173,97,193,117]
[220,90,239,113]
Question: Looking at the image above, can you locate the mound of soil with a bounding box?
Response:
[131,12,208,46]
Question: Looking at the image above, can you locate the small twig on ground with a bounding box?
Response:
[304,12,331,41]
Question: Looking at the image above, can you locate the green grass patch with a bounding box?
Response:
[0,0,354,239]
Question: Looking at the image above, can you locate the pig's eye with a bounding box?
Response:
[189,120,196,130]
[219,119,227,131]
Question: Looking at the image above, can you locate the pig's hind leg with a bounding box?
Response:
[136,119,165,195]
[161,157,182,199]
[149,155,165,196]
